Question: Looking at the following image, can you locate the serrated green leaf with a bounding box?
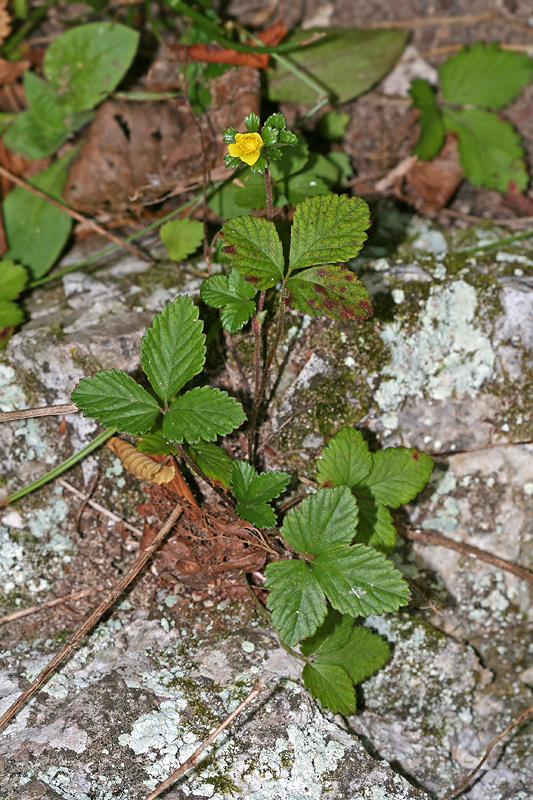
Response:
[288,194,370,274]
[3,152,73,279]
[44,22,139,112]
[265,559,327,646]
[316,427,373,488]
[244,112,260,132]
[140,296,206,406]
[71,369,161,435]
[356,446,433,508]
[162,386,246,444]
[249,155,268,175]
[261,125,279,146]
[200,271,256,332]
[0,260,27,300]
[318,110,350,140]
[222,126,239,143]
[310,544,410,616]
[224,153,242,170]
[353,497,396,554]
[302,662,355,715]
[263,112,286,130]
[160,218,204,262]
[408,78,445,161]
[221,216,284,290]
[285,265,373,322]
[186,441,233,489]
[231,460,289,528]
[281,486,359,555]
[0,299,24,328]
[267,27,408,105]
[442,107,528,192]
[279,130,298,146]
[440,42,533,109]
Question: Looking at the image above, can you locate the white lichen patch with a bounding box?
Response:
[375,280,495,412]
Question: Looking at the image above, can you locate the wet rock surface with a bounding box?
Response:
[1,207,532,799]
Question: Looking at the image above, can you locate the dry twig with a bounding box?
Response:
[0,403,78,423]
[58,478,144,537]
[0,586,105,625]
[0,504,183,733]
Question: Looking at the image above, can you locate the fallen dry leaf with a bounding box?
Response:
[170,20,286,69]
[404,133,464,210]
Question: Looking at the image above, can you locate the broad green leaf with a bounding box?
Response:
[221,216,284,290]
[354,497,396,554]
[201,270,256,332]
[356,446,433,508]
[327,152,353,184]
[285,175,330,205]
[285,264,373,322]
[208,182,252,218]
[136,420,178,456]
[162,386,246,443]
[140,296,206,406]
[443,108,528,192]
[288,194,370,274]
[440,42,533,109]
[160,218,204,262]
[408,78,445,161]
[0,260,27,300]
[0,299,24,328]
[3,73,70,158]
[265,559,327,646]
[233,171,270,210]
[186,441,233,489]
[2,152,73,279]
[71,370,161,436]
[267,27,408,105]
[303,153,353,187]
[310,544,410,616]
[318,110,351,140]
[44,22,139,112]
[316,427,373,488]
[280,486,359,555]
[231,460,289,528]
[302,662,355,715]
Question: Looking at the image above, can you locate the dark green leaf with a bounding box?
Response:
[261,125,279,146]
[409,78,445,161]
[224,153,242,170]
[244,112,260,132]
[285,265,373,322]
[318,110,350,140]
[288,194,370,274]
[279,130,298,145]
[353,497,396,554]
[71,370,161,436]
[285,175,330,205]
[249,154,268,175]
[2,152,73,279]
[231,459,290,528]
[208,182,252,218]
[263,112,286,130]
[280,486,359,555]
[160,218,204,261]
[162,386,246,443]
[136,419,178,456]
[269,137,308,182]
[267,27,408,105]
[302,662,355,715]
[440,42,533,109]
[221,215,284,290]
[316,427,373,488]
[443,107,528,192]
[0,260,27,300]
[0,299,24,328]
[222,126,239,143]
[200,270,256,332]
[233,171,269,210]
[140,296,206,406]
[265,559,327,646]
[44,22,139,112]
[186,441,233,489]
[355,445,433,508]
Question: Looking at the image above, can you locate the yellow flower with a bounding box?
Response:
[228,132,264,166]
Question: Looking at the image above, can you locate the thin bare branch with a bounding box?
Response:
[440,704,533,800]
[143,677,265,800]
[0,504,183,734]
[0,586,106,625]
[0,403,78,423]
[405,527,533,584]
[58,479,144,537]
[0,164,153,264]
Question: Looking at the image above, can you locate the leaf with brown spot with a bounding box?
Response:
[285,265,372,323]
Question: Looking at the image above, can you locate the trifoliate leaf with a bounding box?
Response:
[408,78,445,161]
[72,369,161,435]
[231,460,290,528]
[442,108,528,192]
[302,662,355,715]
[0,260,27,300]
[162,386,246,444]
[285,264,373,323]
[316,427,373,488]
[440,42,533,109]
[200,270,256,332]
[186,441,233,489]
[0,299,24,328]
[140,296,206,406]
[301,609,390,713]
[356,446,433,508]
[353,497,396,554]
[221,216,284,290]
[280,486,359,555]
[265,559,327,646]
[244,112,260,132]
[160,218,204,262]
[288,194,370,274]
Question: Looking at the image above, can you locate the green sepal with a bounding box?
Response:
[249,155,268,174]
[224,153,242,170]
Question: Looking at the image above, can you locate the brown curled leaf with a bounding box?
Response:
[107,437,175,485]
